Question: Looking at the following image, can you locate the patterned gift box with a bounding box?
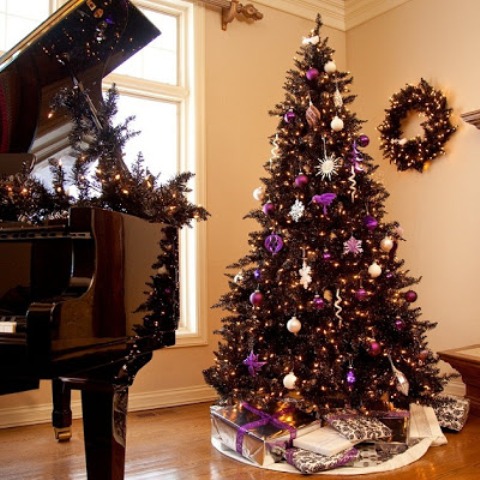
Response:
[282,446,359,474]
[210,403,319,466]
[323,411,392,442]
[432,395,470,432]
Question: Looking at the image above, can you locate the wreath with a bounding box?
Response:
[378,78,456,172]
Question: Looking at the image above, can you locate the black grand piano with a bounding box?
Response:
[0,1,178,479]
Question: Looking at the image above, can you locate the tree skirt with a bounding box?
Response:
[212,436,433,475]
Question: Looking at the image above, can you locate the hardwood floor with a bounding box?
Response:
[0,402,479,479]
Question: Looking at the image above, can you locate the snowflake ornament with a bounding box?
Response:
[343,235,363,255]
[316,153,341,180]
[289,199,305,222]
[299,259,312,289]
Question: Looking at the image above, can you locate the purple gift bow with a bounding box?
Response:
[235,402,298,455]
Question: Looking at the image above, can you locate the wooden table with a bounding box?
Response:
[439,344,480,416]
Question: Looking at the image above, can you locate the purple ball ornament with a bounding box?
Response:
[322,251,332,262]
[363,215,378,231]
[355,288,368,302]
[404,290,418,303]
[249,290,264,307]
[253,269,262,280]
[313,295,325,310]
[295,173,309,188]
[368,341,382,357]
[395,318,406,331]
[264,233,284,254]
[284,110,296,123]
[346,368,356,385]
[306,67,319,81]
[262,202,275,216]
[357,134,370,148]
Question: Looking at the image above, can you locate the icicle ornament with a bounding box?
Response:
[306,102,321,129]
[270,134,280,164]
[333,85,343,108]
[349,165,357,202]
[388,355,410,396]
[335,288,343,327]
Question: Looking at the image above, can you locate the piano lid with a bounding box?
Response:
[0,0,160,161]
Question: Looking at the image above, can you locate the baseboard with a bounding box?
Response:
[0,384,218,430]
[0,380,466,430]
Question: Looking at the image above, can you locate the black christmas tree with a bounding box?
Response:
[204,16,450,414]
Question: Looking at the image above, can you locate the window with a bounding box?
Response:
[1,0,207,346]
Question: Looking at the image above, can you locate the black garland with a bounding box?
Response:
[0,85,209,384]
[378,78,456,172]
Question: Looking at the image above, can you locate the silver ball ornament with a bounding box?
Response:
[283,372,297,390]
[324,60,337,73]
[330,115,344,132]
[368,262,382,278]
[380,237,394,252]
[286,316,302,334]
[253,186,265,201]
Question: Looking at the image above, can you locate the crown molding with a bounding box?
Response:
[253,0,411,31]
[344,0,412,30]
[255,0,345,30]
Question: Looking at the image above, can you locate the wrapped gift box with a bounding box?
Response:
[210,402,319,466]
[323,411,392,442]
[368,410,410,445]
[433,395,470,432]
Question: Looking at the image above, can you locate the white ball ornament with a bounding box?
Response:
[380,237,394,252]
[324,60,337,73]
[286,316,302,334]
[368,262,382,278]
[234,271,244,284]
[283,372,298,390]
[253,186,265,201]
[330,115,344,132]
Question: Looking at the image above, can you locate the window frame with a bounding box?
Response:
[104,0,207,347]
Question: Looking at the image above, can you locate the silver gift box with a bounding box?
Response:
[210,403,319,466]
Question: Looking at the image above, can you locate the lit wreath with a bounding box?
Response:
[378,78,456,172]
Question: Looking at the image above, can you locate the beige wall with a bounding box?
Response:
[0,5,346,425]
[346,0,480,355]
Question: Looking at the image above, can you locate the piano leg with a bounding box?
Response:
[81,383,128,480]
[57,375,129,480]
[51,378,73,442]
